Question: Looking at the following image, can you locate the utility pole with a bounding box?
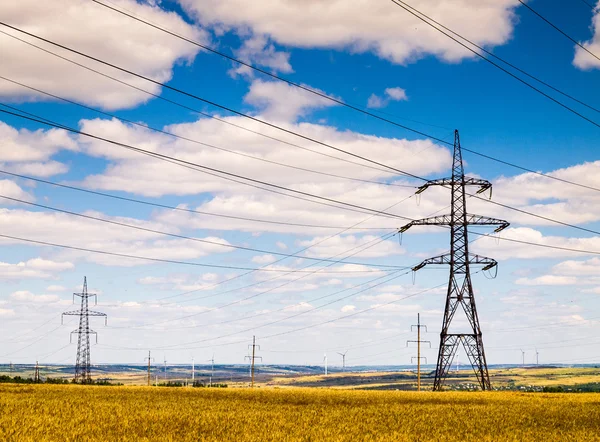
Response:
[399,130,509,391]
[144,351,154,386]
[209,354,215,387]
[337,351,348,372]
[62,277,107,384]
[244,336,261,387]
[407,313,431,391]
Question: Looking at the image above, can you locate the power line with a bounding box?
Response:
[517,0,600,65]
[0,169,396,231]
[389,0,600,116]
[4,26,599,199]
[0,231,387,273]
[0,23,426,180]
[6,105,600,261]
[90,0,452,134]
[388,0,600,130]
[0,29,399,177]
[0,193,403,269]
[109,233,402,330]
[0,75,416,190]
[0,105,414,222]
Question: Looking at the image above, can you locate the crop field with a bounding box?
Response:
[1,384,600,441]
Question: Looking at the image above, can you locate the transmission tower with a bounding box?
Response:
[144,351,154,386]
[399,130,509,391]
[62,277,107,384]
[34,361,40,383]
[244,336,262,387]
[406,313,431,391]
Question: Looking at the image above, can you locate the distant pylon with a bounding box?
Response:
[244,336,262,387]
[34,361,40,383]
[144,351,154,386]
[62,277,107,384]
[399,130,509,391]
[406,313,431,391]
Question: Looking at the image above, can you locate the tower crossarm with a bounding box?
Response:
[412,253,498,272]
[399,214,509,233]
[416,177,492,194]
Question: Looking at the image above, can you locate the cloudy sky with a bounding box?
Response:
[1,0,600,369]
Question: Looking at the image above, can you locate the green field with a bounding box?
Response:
[1,384,600,441]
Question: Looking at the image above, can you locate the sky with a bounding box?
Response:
[1,0,600,369]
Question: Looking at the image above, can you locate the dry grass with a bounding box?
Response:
[1,384,600,441]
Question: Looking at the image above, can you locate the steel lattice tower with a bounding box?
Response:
[399,130,509,390]
[62,277,107,383]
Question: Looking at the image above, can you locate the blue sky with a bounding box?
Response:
[1,0,600,369]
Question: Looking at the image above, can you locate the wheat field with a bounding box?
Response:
[1,384,600,441]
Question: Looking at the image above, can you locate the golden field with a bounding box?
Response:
[1,384,600,441]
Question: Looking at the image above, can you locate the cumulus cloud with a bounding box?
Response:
[230,34,292,77]
[0,121,76,178]
[367,87,408,109]
[573,6,600,70]
[251,254,277,264]
[0,0,206,109]
[299,235,404,259]
[472,227,600,260]
[0,208,234,267]
[179,0,520,64]
[244,79,338,122]
[10,290,60,303]
[0,258,73,280]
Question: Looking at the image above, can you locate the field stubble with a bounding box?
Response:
[1,384,599,441]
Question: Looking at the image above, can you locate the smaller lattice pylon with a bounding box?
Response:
[62,277,107,384]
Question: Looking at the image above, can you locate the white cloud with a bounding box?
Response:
[515,275,578,286]
[46,285,66,292]
[0,179,34,203]
[385,87,408,101]
[0,121,76,178]
[230,34,292,77]
[299,235,404,259]
[179,0,520,64]
[0,308,16,317]
[472,227,600,260]
[367,87,408,109]
[276,241,288,250]
[0,258,73,280]
[251,254,277,264]
[341,305,356,313]
[573,6,600,70]
[10,290,60,303]
[75,112,450,234]
[0,0,206,109]
[552,257,600,276]
[244,79,337,122]
[0,208,234,267]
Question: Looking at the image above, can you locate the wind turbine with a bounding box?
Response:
[337,351,348,372]
[520,349,525,367]
[323,353,328,376]
[535,348,539,366]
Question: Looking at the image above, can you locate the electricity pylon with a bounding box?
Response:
[406,313,430,391]
[244,336,262,387]
[399,130,509,391]
[34,361,40,383]
[144,351,154,386]
[62,277,107,384]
